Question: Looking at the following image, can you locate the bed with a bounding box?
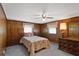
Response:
[20,36,50,55]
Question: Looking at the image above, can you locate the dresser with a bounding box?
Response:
[59,38,79,56]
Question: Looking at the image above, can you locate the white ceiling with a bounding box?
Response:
[2,3,79,24]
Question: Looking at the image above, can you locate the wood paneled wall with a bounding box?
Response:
[7,20,41,46]
[57,17,79,42]
[33,24,41,36]
[40,22,58,42]
[0,4,7,55]
[68,17,79,41]
[7,20,24,46]
[40,24,48,37]
[40,16,79,42]
[57,19,69,38]
[69,22,79,38]
[7,17,79,46]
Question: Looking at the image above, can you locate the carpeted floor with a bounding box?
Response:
[5,43,73,56]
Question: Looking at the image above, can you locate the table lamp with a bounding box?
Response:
[60,23,67,38]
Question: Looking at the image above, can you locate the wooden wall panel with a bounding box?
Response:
[7,17,79,46]
[33,24,41,36]
[40,17,79,42]
[7,20,41,47]
[69,22,79,40]
[57,17,79,41]
[0,4,6,55]
[40,24,48,37]
[40,22,58,42]
[57,19,69,38]
[7,20,24,46]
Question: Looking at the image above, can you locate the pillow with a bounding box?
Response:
[24,33,29,37]
[24,33,33,37]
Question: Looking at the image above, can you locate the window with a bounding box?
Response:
[23,23,34,33]
[48,28,56,34]
[47,22,57,34]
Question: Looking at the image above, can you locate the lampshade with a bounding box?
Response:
[60,23,67,30]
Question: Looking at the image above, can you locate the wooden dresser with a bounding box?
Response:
[59,38,79,56]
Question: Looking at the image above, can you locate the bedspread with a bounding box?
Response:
[20,36,50,55]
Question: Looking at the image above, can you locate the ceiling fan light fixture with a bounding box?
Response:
[42,18,45,21]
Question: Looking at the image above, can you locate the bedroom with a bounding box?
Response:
[0,3,79,56]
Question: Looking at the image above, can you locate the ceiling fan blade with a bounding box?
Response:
[34,15,41,16]
[33,17,42,19]
[46,17,53,19]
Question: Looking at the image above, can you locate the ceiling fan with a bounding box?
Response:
[34,9,53,21]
